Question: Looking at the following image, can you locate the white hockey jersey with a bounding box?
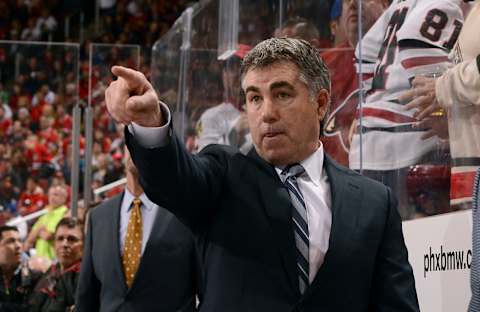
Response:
[196,102,247,152]
[349,0,464,170]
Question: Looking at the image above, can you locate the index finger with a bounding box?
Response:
[111,65,144,87]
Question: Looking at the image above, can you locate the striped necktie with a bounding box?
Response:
[281,164,309,294]
[122,198,143,289]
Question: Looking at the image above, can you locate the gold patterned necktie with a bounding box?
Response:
[122,198,143,288]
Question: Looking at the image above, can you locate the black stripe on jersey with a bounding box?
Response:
[357,124,426,134]
[452,158,480,167]
[476,54,480,75]
[354,56,376,64]
[398,39,447,52]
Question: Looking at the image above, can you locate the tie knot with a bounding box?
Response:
[281,163,305,180]
[132,198,142,209]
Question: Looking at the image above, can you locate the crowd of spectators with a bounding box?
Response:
[0,0,194,309]
[0,0,194,223]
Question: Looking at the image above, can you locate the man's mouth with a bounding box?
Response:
[265,131,281,137]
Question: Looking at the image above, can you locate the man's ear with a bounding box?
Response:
[316,89,330,121]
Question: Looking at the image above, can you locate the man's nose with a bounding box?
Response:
[61,238,70,247]
[261,97,278,123]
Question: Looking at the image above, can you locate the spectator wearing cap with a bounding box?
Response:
[328,0,347,46]
[24,185,68,260]
[196,47,251,153]
[320,0,389,166]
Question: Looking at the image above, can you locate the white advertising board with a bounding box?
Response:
[403,210,472,312]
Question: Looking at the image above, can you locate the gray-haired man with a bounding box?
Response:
[105,38,419,312]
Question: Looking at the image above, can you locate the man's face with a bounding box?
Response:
[48,186,67,208]
[0,230,22,268]
[341,0,388,46]
[54,226,83,269]
[243,62,328,166]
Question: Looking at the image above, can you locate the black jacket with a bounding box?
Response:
[76,192,201,312]
[0,265,42,312]
[29,262,80,312]
[126,130,420,312]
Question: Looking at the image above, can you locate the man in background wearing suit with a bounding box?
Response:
[76,147,201,312]
[106,38,419,311]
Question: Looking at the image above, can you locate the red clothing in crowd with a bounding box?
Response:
[320,42,358,166]
[31,100,46,124]
[54,114,73,132]
[0,118,12,137]
[26,143,52,174]
[40,127,60,145]
[17,192,48,215]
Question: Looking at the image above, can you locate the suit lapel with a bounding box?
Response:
[110,193,128,293]
[304,155,362,297]
[130,204,173,291]
[248,149,299,294]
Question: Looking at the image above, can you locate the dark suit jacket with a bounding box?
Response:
[76,192,201,312]
[126,130,420,312]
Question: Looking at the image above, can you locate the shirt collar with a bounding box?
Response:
[275,142,325,187]
[124,188,155,212]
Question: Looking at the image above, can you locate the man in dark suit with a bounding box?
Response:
[76,148,201,312]
[105,38,419,311]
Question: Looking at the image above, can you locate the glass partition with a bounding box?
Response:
[151,13,186,139]
[86,43,140,203]
[354,0,471,219]
[0,41,79,221]
[275,1,355,167]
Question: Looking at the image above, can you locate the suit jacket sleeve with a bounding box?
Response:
[125,128,229,230]
[436,55,480,108]
[370,187,420,311]
[75,213,101,311]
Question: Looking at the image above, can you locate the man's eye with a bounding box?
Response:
[277,92,291,99]
[249,95,261,104]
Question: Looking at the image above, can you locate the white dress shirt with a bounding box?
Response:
[119,189,159,255]
[275,146,332,283]
[129,102,333,281]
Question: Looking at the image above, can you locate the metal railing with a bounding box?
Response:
[6,177,126,227]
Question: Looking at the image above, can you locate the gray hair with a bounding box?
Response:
[241,37,331,96]
[241,38,331,134]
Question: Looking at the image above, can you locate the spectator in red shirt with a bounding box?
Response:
[53,105,72,133]
[38,116,59,146]
[17,177,47,216]
[24,135,53,178]
[321,0,389,166]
